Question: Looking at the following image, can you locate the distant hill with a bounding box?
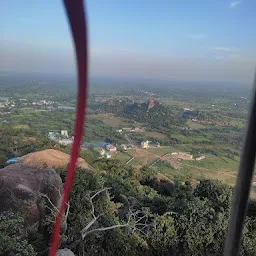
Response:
[20,149,92,170]
[94,99,181,128]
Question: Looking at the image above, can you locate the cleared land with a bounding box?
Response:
[115,145,240,186]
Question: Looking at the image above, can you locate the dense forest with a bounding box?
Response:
[1,161,256,256]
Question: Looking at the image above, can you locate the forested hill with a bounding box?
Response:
[90,99,182,128]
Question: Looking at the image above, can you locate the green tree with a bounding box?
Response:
[0,211,36,256]
[148,213,176,255]
[175,197,229,256]
[194,180,233,212]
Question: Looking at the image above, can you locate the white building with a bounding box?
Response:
[61,130,69,137]
[58,139,73,145]
[100,149,105,156]
[104,153,111,159]
[121,144,127,151]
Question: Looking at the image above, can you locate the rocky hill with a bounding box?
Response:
[20,149,92,170]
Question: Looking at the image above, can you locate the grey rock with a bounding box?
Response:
[56,249,75,256]
[0,163,63,233]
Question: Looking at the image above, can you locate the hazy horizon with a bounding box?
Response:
[1,0,256,84]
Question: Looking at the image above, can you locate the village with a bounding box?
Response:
[45,128,206,171]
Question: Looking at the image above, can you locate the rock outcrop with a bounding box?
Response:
[56,249,75,256]
[140,173,175,196]
[20,149,92,170]
[0,163,63,233]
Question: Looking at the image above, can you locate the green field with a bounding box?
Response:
[144,131,168,139]
[13,124,30,129]
[111,151,132,164]
[187,120,206,129]
[148,146,177,156]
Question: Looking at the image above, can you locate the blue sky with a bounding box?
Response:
[1,0,256,84]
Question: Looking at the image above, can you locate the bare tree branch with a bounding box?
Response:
[80,205,151,240]
[39,189,70,224]
[81,222,131,239]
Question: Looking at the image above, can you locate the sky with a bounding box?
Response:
[1,0,256,85]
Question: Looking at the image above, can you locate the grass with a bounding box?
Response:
[112,151,132,165]
[89,113,146,129]
[158,159,238,186]
[146,145,240,186]
[13,124,30,129]
[144,131,168,139]
[182,155,239,172]
[148,146,177,156]
[187,120,206,129]
[126,148,158,167]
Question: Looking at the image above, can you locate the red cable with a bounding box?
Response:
[49,0,88,255]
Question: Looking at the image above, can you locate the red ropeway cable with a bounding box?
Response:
[49,0,88,255]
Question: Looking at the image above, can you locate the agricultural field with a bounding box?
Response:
[143,131,168,139]
[113,144,242,187]
[186,120,206,129]
[111,151,132,165]
[0,76,252,190]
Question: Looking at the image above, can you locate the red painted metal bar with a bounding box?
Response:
[49,1,88,255]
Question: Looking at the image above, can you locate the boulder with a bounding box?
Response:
[56,249,75,256]
[153,173,175,196]
[20,149,92,171]
[0,163,63,233]
[140,173,175,196]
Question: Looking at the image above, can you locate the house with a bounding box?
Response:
[122,128,133,132]
[7,158,19,164]
[58,139,73,145]
[106,144,117,153]
[141,140,150,149]
[48,132,58,140]
[61,130,69,137]
[100,149,105,156]
[121,144,127,151]
[104,153,111,159]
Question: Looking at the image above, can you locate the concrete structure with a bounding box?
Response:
[7,158,19,164]
[106,144,117,153]
[195,155,206,161]
[58,139,73,145]
[141,140,150,149]
[121,144,127,151]
[48,132,58,140]
[100,149,105,156]
[104,153,111,159]
[61,130,69,137]
[122,128,133,132]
